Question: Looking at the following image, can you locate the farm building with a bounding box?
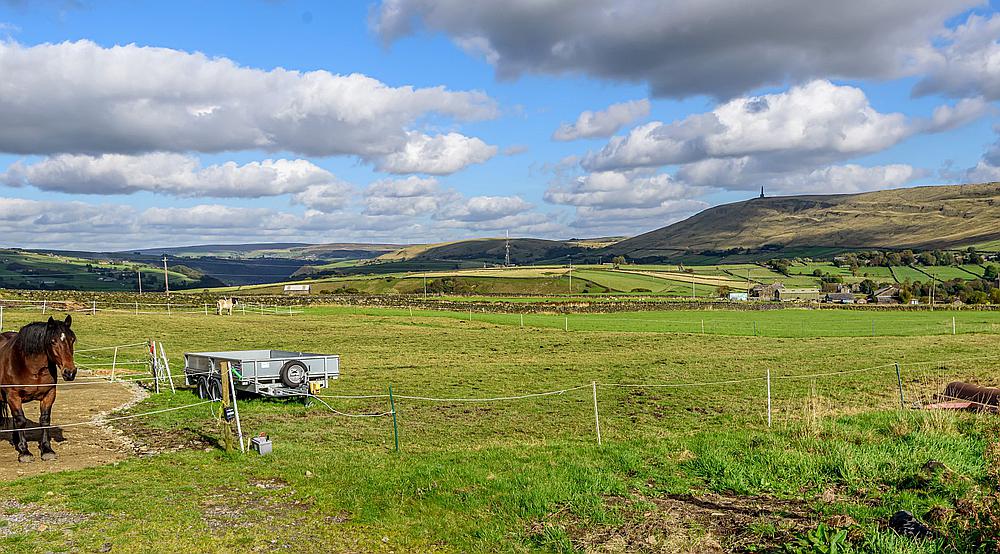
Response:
[728,292,749,301]
[750,282,784,300]
[777,288,822,302]
[873,286,900,304]
[283,284,311,295]
[825,292,856,304]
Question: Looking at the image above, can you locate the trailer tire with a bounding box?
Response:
[206,376,222,401]
[279,361,308,388]
[196,377,208,399]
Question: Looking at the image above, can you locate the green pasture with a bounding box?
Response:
[0,305,996,552]
[307,304,1000,338]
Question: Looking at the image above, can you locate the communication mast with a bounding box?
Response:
[504,230,511,267]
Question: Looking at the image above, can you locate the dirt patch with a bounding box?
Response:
[199,477,347,551]
[0,498,89,537]
[0,374,144,480]
[533,492,816,553]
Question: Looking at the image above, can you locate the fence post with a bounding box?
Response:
[226,362,245,453]
[701,319,705,334]
[520,313,524,328]
[389,385,399,452]
[895,363,905,409]
[167,302,171,315]
[204,303,208,316]
[564,316,568,332]
[218,361,235,453]
[92,301,96,316]
[753,321,758,337]
[149,340,160,394]
[953,316,956,335]
[111,346,119,382]
[42,300,47,315]
[241,303,245,315]
[766,368,772,428]
[159,342,175,394]
[592,381,602,445]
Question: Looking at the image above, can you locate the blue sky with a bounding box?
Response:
[1,0,1000,249]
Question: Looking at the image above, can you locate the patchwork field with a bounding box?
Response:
[0,303,996,552]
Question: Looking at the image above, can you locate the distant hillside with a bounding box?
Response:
[124,242,402,260]
[378,238,586,265]
[123,243,311,256]
[606,183,1000,260]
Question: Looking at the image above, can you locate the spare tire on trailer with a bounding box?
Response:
[279,360,308,388]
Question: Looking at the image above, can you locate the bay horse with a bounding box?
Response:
[0,316,77,462]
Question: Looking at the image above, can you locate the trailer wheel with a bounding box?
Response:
[196,377,208,399]
[206,376,223,401]
[279,361,308,388]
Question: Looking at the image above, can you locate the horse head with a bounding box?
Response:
[46,316,77,381]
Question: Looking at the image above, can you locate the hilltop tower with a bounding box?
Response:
[504,230,511,267]
[759,186,765,199]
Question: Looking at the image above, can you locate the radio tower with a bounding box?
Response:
[504,230,511,267]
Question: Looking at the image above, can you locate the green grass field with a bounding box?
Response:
[0,250,197,291]
[0,304,996,552]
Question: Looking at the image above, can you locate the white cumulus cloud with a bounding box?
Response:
[0,39,496,175]
[553,99,650,141]
[374,132,498,174]
[1,153,340,197]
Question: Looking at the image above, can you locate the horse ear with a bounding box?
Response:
[64,314,72,327]
[47,316,56,325]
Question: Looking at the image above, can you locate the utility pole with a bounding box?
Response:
[137,269,142,295]
[162,255,170,295]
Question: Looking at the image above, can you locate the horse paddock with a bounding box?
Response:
[0,376,140,480]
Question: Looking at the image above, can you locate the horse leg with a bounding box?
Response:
[7,395,32,463]
[38,388,57,461]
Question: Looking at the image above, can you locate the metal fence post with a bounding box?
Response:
[895,363,905,409]
[766,368,772,428]
[592,381,602,446]
[159,342,175,394]
[92,301,96,316]
[110,346,119,382]
[389,385,399,452]
[226,363,245,453]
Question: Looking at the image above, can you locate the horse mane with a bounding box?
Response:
[15,321,74,356]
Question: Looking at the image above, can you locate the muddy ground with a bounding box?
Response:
[0,374,144,480]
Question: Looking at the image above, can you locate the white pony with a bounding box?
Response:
[216,297,237,315]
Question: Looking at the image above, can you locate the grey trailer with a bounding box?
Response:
[184,349,339,399]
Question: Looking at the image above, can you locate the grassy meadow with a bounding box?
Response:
[0,305,996,552]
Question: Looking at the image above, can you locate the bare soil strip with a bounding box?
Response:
[0,375,144,481]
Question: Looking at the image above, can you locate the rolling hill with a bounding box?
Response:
[605,183,1000,260]
[376,238,581,264]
